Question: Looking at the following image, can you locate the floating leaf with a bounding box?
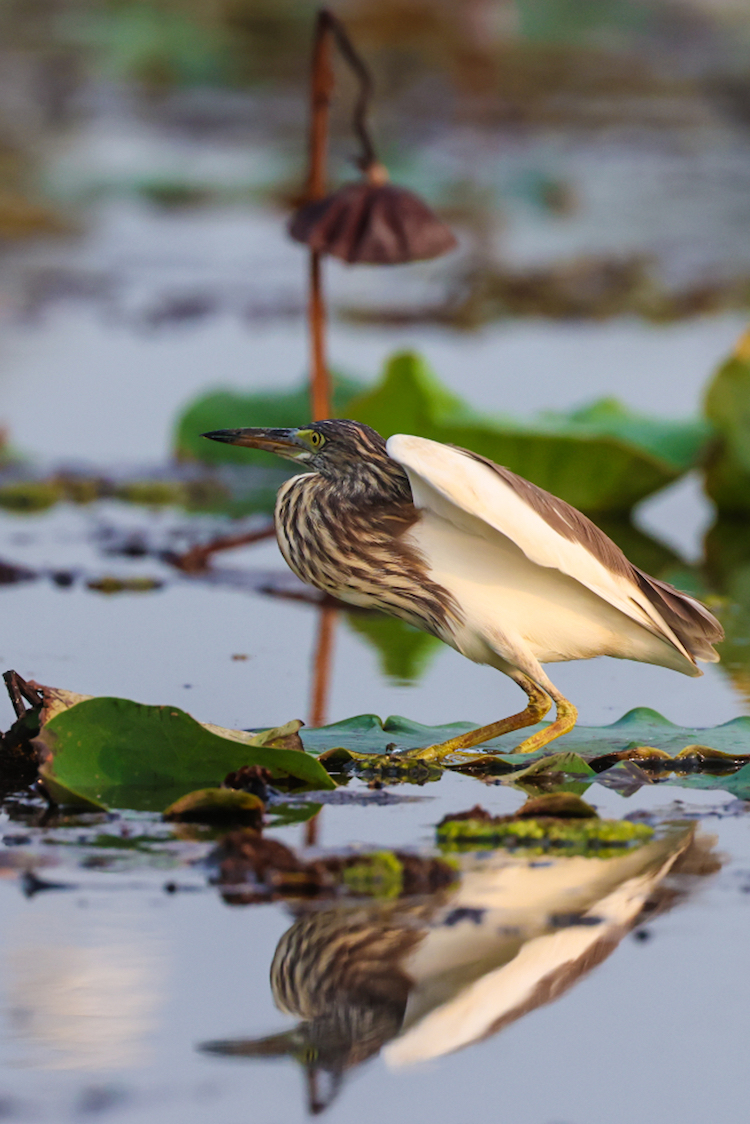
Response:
[87,576,163,594]
[339,850,405,898]
[703,518,750,706]
[512,792,598,818]
[114,480,188,506]
[163,788,264,825]
[299,707,750,758]
[496,751,595,779]
[348,352,710,514]
[704,331,750,513]
[301,707,750,795]
[173,373,363,466]
[35,697,335,810]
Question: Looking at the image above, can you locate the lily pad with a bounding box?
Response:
[703,331,750,513]
[172,373,363,466]
[491,750,595,779]
[348,351,710,514]
[163,788,264,825]
[300,707,750,796]
[35,697,335,810]
[298,708,750,758]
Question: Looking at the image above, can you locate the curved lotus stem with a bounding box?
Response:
[306,11,335,421]
[320,9,378,173]
[304,9,380,421]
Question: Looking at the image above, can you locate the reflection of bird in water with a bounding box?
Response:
[203,421,723,760]
[200,828,718,1114]
[269,902,429,1112]
[203,901,431,1113]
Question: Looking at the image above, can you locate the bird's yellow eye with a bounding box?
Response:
[309,431,325,448]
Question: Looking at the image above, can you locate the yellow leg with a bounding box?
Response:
[513,696,578,755]
[402,680,552,764]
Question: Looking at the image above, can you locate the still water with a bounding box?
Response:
[0,358,748,1124]
[1,128,749,1121]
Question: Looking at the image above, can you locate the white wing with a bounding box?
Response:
[386,434,696,665]
[386,831,692,1066]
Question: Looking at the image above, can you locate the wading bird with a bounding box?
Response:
[203,421,723,761]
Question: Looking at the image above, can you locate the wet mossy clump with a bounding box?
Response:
[212,829,456,902]
[0,480,63,512]
[437,794,654,857]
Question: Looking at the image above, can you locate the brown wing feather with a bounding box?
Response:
[457,448,724,664]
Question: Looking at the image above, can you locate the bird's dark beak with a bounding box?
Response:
[202,428,303,460]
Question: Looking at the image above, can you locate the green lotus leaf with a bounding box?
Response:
[35,697,335,810]
[172,373,363,466]
[348,351,710,514]
[299,707,750,796]
[704,333,750,512]
[163,788,265,824]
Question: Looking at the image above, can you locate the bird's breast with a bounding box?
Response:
[274,474,458,639]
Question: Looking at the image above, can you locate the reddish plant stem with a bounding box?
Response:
[306,11,335,421]
[305,601,338,847]
[309,251,330,421]
[166,522,277,574]
[309,602,337,729]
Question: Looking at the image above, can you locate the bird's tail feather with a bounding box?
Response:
[634,571,723,663]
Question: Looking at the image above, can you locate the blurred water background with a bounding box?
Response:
[2,3,750,1122]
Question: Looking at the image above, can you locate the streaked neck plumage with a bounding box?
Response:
[272,446,457,640]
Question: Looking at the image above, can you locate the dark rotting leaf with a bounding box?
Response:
[211,829,455,901]
[3,670,44,718]
[289,178,457,265]
[443,907,486,927]
[436,804,493,825]
[51,571,75,587]
[588,742,750,776]
[212,828,324,896]
[222,765,275,801]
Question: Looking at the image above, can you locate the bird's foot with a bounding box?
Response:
[320,696,578,775]
[397,743,488,765]
[511,699,578,754]
[393,697,578,764]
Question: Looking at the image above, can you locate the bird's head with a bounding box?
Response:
[203,419,409,498]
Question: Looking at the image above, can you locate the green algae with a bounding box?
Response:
[437,815,654,857]
[340,850,405,898]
